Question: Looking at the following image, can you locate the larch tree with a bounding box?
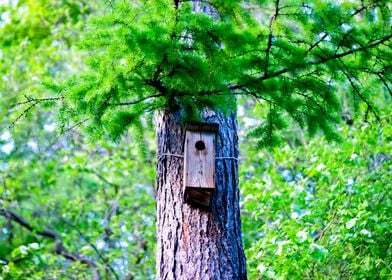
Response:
[3,0,391,279]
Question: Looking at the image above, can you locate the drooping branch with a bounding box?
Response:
[338,58,380,121]
[361,67,392,97]
[0,208,102,280]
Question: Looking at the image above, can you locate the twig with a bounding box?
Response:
[314,212,337,241]
[10,96,64,128]
[60,118,89,134]
[12,96,64,108]
[9,101,39,128]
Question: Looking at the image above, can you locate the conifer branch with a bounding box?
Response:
[361,68,392,97]
[12,96,64,108]
[0,208,102,280]
[115,93,165,106]
[307,33,392,67]
[375,73,392,97]
[10,96,64,128]
[228,33,392,91]
[9,101,40,128]
[264,0,280,76]
[239,88,279,108]
[333,29,356,55]
[146,79,168,95]
[338,59,380,121]
[307,33,328,53]
[61,118,89,134]
[295,91,328,120]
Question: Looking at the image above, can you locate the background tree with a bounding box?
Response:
[1,0,391,279]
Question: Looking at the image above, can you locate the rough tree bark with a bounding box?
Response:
[156,108,247,279]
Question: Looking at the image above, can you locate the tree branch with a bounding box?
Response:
[10,96,64,128]
[307,33,328,54]
[264,0,280,76]
[0,208,102,280]
[65,220,119,280]
[0,255,27,264]
[228,33,392,91]
[338,59,380,121]
[314,212,337,241]
[12,96,64,108]
[114,92,165,106]
[60,118,89,134]
[9,101,39,128]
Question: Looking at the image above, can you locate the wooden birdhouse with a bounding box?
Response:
[183,122,219,208]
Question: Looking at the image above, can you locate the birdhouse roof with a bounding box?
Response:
[185,122,219,132]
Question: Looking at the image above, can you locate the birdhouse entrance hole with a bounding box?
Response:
[195,140,206,151]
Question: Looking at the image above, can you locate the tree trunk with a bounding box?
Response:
[156,108,247,279]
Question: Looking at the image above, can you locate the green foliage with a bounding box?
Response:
[3,0,391,146]
[46,0,390,146]
[241,110,392,279]
[55,0,254,140]
[0,125,157,279]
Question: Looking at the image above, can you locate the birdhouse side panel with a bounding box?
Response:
[184,131,215,190]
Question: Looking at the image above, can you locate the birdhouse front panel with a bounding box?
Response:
[184,130,215,189]
[183,123,218,208]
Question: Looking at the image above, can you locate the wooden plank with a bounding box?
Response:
[184,130,215,190]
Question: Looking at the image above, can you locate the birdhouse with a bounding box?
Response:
[183,122,219,208]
